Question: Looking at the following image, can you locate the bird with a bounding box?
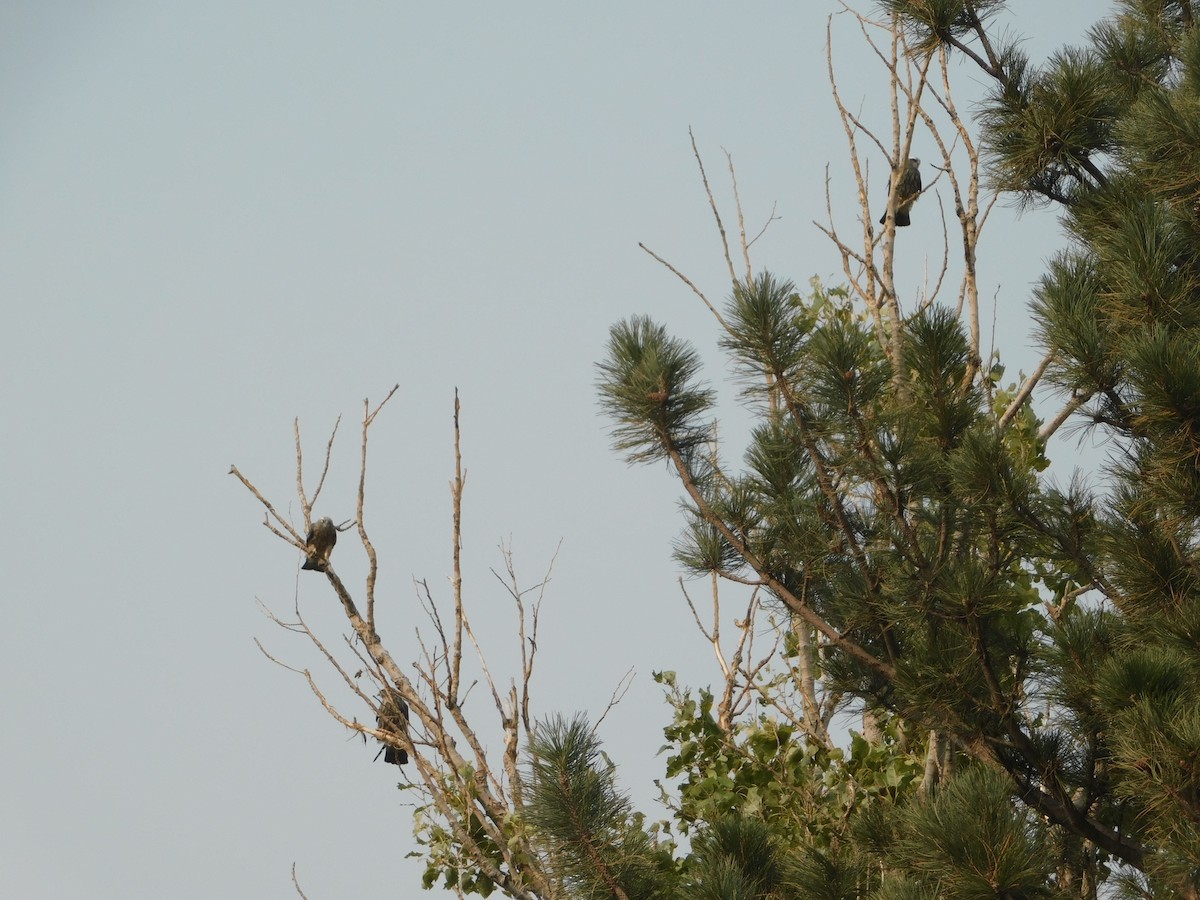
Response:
[301,516,337,571]
[879,157,922,227]
[376,689,409,766]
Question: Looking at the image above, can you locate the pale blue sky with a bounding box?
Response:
[1,2,1103,897]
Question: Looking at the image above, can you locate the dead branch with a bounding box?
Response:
[229,465,305,549]
[717,589,761,733]
[593,668,636,733]
[638,244,729,330]
[999,352,1054,430]
[724,147,760,285]
[291,863,310,900]
[678,577,720,663]
[690,127,737,287]
[450,388,465,705]
[359,385,399,631]
[824,17,887,345]
[233,391,558,899]
[1040,392,1093,441]
[295,415,340,524]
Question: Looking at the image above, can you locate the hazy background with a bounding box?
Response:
[1,2,1103,896]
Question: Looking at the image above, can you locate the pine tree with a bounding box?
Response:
[236,3,1200,897]
[590,2,1200,897]
[524,716,673,900]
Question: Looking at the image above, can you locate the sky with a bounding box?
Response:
[1,2,1108,897]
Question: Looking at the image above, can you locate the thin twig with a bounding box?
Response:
[725,147,754,284]
[638,242,729,330]
[450,389,465,705]
[690,127,736,286]
[593,668,636,732]
[359,386,399,633]
[291,863,311,900]
[228,464,305,548]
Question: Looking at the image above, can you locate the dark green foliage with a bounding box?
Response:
[525,715,674,900]
[888,768,1066,900]
[1031,253,1119,395]
[597,316,715,466]
[587,4,1200,888]
[656,674,920,844]
[654,672,931,898]
[682,818,786,899]
[976,43,1116,206]
[721,274,812,391]
[536,3,1200,899]
[876,0,1008,55]
[1043,605,1120,734]
[1117,84,1200,202]
[1088,17,1173,101]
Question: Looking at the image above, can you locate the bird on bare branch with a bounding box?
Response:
[301,517,338,571]
[879,157,922,227]
[376,688,409,766]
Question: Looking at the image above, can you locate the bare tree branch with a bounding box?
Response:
[999,352,1054,429]
[291,863,311,900]
[233,391,559,899]
[638,242,729,329]
[690,126,737,288]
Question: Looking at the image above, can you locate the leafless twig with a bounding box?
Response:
[232,391,558,899]
[291,863,310,900]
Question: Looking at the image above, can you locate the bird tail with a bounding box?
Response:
[895,210,911,227]
[301,556,323,571]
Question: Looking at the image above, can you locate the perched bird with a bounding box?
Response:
[301,516,337,571]
[879,157,922,227]
[376,689,409,766]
